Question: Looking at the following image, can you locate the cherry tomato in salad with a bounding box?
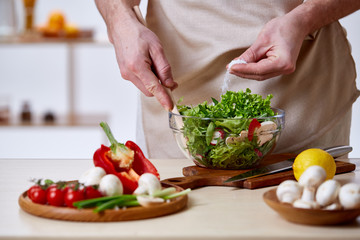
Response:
[28,185,47,204]
[47,187,65,206]
[84,186,103,199]
[64,188,85,208]
[248,119,261,141]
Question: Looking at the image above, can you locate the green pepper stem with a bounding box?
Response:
[100,122,118,146]
[100,122,127,153]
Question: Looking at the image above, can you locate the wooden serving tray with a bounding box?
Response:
[18,184,187,222]
[161,154,356,190]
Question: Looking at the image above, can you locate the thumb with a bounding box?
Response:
[237,42,269,64]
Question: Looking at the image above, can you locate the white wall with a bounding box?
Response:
[0,1,359,158]
[340,13,360,157]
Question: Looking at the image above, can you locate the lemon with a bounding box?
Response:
[293,148,336,181]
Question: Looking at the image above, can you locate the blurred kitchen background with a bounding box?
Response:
[0,0,359,159]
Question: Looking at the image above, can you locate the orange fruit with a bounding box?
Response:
[48,11,66,31]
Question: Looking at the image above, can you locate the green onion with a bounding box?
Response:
[73,187,191,213]
[163,188,191,200]
[152,187,177,198]
[94,196,138,213]
[73,195,136,209]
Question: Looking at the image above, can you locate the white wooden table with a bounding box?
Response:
[0,158,359,240]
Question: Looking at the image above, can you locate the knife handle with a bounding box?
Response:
[323,145,352,158]
[161,175,245,189]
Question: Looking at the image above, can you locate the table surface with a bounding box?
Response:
[0,157,359,240]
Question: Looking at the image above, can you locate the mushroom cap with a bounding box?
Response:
[276,180,302,204]
[134,173,162,196]
[298,165,326,189]
[99,174,123,196]
[339,183,360,209]
[79,167,106,186]
[316,179,341,207]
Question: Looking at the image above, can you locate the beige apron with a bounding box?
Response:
[137,0,359,158]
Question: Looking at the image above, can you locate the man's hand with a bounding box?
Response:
[95,0,177,111]
[229,0,360,81]
[229,15,304,80]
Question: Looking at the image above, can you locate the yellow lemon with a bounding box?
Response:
[293,148,336,181]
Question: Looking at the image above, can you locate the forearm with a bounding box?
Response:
[95,0,141,42]
[286,0,360,38]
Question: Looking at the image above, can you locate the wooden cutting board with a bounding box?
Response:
[161,154,356,190]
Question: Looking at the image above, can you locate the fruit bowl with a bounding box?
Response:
[169,108,285,170]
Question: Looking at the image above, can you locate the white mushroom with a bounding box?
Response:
[323,202,342,210]
[79,167,106,186]
[256,121,277,146]
[276,180,303,204]
[293,165,326,209]
[225,131,248,145]
[99,174,123,196]
[316,179,341,207]
[133,173,161,196]
[238,130,248,141]
[136,195,165,207]
[339,183,360,209]
[293,199,320,209]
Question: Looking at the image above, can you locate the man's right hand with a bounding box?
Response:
[95,0,177,111]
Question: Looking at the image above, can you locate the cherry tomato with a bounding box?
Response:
[47,187,65,206]
[64,188,85,208]
[248,119,261,141]
[28,185,47,204]
[84,186,103,199]
[28,185,40,199]
[46,184,58,193]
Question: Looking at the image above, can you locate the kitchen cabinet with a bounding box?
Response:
[0,35,112,158]
[0,35,110,127]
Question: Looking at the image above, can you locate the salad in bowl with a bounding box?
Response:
[169,89,285,170]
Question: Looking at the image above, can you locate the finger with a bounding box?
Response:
[149,43,178,90]
[127,73,154,97]
[137,66,174,111]
[236,43,270,65]
[119,62,174,110]
[230,54,295,80]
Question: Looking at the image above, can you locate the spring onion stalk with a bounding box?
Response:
[163,188,191,200]
[74,195,136,209]
[94,196,138,213]
[73,187,191,213]
[152,187,177,198]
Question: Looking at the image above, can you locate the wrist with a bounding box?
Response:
[96,0,142,42]
[283,5,316,40]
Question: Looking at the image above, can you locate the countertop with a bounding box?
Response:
[0,158,359,240]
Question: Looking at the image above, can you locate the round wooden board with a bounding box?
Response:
[19,184,188,222]
[263,188,360,225]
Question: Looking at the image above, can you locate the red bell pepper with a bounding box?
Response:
[125,140,160,179]
[93,122,160,194]
[248,119,261,142]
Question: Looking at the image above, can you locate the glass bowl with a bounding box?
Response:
[169,108,285,170]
